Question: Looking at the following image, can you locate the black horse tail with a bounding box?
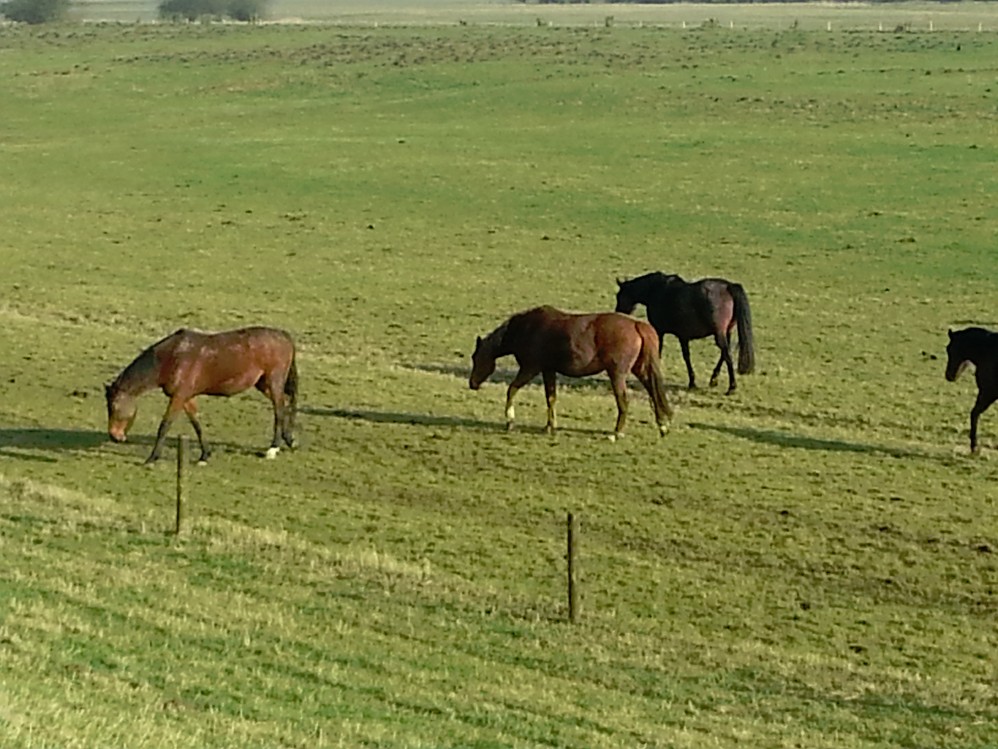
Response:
[283,350,299,442]
[639,326,674,423]
[730,283,755,375]
[285,353,298,413]
[285,353,298,410]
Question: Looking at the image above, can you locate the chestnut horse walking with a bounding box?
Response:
[945,326,998,453]
[469,306,673,440]
[105,326,298,464]
[615,271,755,393]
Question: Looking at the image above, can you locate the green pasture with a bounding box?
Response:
[1,18,996,749]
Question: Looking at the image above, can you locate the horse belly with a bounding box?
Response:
[558,361,604,378]
[204,370,262,396]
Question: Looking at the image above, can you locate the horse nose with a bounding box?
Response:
[469,380,480,391]
[109,431,126,443]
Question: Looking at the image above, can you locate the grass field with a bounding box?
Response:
[1,13,996,749]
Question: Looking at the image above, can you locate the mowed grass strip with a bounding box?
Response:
[1,474,994,749]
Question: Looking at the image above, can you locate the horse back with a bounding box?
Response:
[645,279,717,338]
[156,327,295,395]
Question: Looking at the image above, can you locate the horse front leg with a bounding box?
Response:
[542,371,558,434]
[146,396,185,465]
[969,391,996,453]
[505,368,537,432]
[183,399,211,464]
[679,339,697,389]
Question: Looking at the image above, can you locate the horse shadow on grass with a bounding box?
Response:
[0,427,257,463]
[408,362,687,395]
[689,422,929,460]
[0,428,106,462]
[301,405,493,431]
[300,406,608,437]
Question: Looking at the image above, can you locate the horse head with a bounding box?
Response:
[614,281,638,315]
[469,335,497,390]
[105,382,137,442]
[945,331,968,383]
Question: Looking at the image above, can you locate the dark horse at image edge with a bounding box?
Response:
[615,271,755,393]
[469,306,673,440]
[945,326,998,453]
[105,326,298,464]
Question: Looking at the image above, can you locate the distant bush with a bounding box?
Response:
[158,0,268,22]
[226,0,267,22]
[0,0,70,24]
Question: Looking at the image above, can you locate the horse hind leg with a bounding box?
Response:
[281,407,296,449]
[267,397,288,459]
[609,370,629,442]
[256,374,286,459]
[679,339,697,389]
[711,330,736,393]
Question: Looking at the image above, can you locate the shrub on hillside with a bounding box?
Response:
[226,0,266,22]
[1,0,69,24]
[158,0,268,22]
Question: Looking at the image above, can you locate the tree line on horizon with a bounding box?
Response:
[0,0,270,24]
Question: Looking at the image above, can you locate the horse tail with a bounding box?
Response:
[730,283,755,375]
[639,325,674,422]
[284,350,299,417]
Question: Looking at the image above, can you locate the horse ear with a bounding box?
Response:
[948,329,954,339]
[616,277,624,287]
[475,335,482,347]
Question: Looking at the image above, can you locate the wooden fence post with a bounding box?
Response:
[567,512,580,623]
[175,435,187,535]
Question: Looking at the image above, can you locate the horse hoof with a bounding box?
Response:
[609,433,624,443]
[197,459,209,467]
[265,447,280,460]
[506,422,514,433]
[658,425,668,437]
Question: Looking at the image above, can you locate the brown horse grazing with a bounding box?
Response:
[945,326,998,453]
[615,271,755,393]
[105,326,298,464]
[469,306,673,440]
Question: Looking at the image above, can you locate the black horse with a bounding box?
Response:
[945,326,998,453]
[615,272,755,393]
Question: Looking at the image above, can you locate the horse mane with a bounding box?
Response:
[110,329,184,394]
[952,327,998,346]
[623,271,684,288]
[480,320,510,358]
